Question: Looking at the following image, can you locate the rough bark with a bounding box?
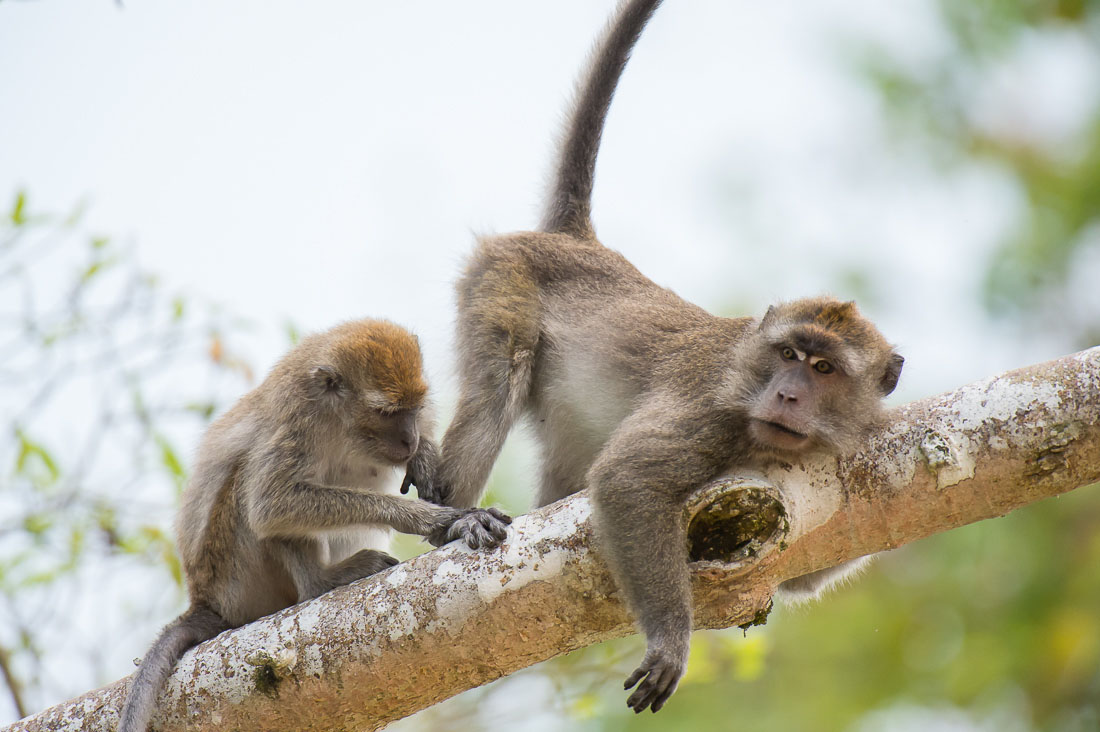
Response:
[7,347,1100,732]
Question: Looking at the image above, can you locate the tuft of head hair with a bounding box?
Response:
[326,320,428,408]
[760,297,889,352]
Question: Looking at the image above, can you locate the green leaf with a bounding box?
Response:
[11,190,26,225]
[14,429,60,486]
[155,433,186,487]
[79,256,117,284]
[185,401,217,420]
[21,514,52,537]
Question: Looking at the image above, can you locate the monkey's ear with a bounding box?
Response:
[310,366,344,394]
[880,352,904,396]
[759,306,778,330]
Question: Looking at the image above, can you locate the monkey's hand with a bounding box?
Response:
[401,440,451,504]
[428,508,512,550]
[624,637,689,714]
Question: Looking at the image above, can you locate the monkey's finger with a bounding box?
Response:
[400,474,414,495]
[486,521,508,543]
[486,507,513,524]
[623,665,648,690]
[474,512,509,542]
[632,681,663,713]
[649,674,679,713]
[465,522,497,549]
[626,664,671,713]
[381,553,400,567]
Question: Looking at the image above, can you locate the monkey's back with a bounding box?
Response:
[454,230,754,506]
[460,230,752,387]
[176,396,299,626]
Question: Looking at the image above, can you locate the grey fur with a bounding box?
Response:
[118,319,511,732]
[436,0,900,714]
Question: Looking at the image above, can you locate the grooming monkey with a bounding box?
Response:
[428,0,904,714]
[118,319,511,732]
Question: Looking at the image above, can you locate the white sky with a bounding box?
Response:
[3,0,1079,402]
[1,0,1093,723]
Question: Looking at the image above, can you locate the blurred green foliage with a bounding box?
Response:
[857,0,1100,346]
[0,192,251,718]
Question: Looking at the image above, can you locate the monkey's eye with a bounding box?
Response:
[814,360,834,374]
[781,347,797,361]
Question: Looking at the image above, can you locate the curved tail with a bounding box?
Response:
[118,605,228,732]
[539,0,665,237]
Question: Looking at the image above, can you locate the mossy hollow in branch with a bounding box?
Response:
[687,486,785,564]
[246,653,283,698]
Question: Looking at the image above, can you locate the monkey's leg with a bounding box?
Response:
[438,258,540,508]
[587,401,730,713]
[534,435,592,508]
[269,539,397,601]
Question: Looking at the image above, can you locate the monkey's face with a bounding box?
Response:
[742,319,902,456]
[354,406,422,465]
[747,343,847,453]
[308,365,423,465]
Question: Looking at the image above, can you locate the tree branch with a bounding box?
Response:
[7,347,1099,732]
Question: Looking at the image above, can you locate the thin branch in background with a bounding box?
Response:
[0,642,27,719]
[0,193,253,716]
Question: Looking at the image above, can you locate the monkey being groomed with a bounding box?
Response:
[117,319,512,732]
[428,0,903,714]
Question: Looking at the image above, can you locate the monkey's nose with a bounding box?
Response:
[398,433,419,456]
[777,390,798,403]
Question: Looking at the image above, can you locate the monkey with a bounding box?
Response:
[425,0,904,714]
[117,319,512,732]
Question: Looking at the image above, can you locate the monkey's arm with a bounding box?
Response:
[588,399,733,714]
[245,464,510,550]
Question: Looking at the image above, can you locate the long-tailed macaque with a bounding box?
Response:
[118,319,511,732]
[428,0,902,713]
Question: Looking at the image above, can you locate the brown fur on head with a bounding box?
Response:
[292,319,430,465]
[727,296,903,455]
[324,319,428,408]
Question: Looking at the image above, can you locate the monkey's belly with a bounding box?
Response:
[322,526,393,562]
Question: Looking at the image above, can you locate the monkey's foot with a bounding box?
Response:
[624,645,686,713]
[329,549,400,585]
[429,508,512,549]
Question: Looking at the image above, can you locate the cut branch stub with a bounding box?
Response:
[684,475,788,569]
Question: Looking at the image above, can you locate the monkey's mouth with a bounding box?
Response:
[750,418,812,452]
[759,420,806,439]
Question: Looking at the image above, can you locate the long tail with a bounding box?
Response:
[117,605,228,732]
[539,0,665,238]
